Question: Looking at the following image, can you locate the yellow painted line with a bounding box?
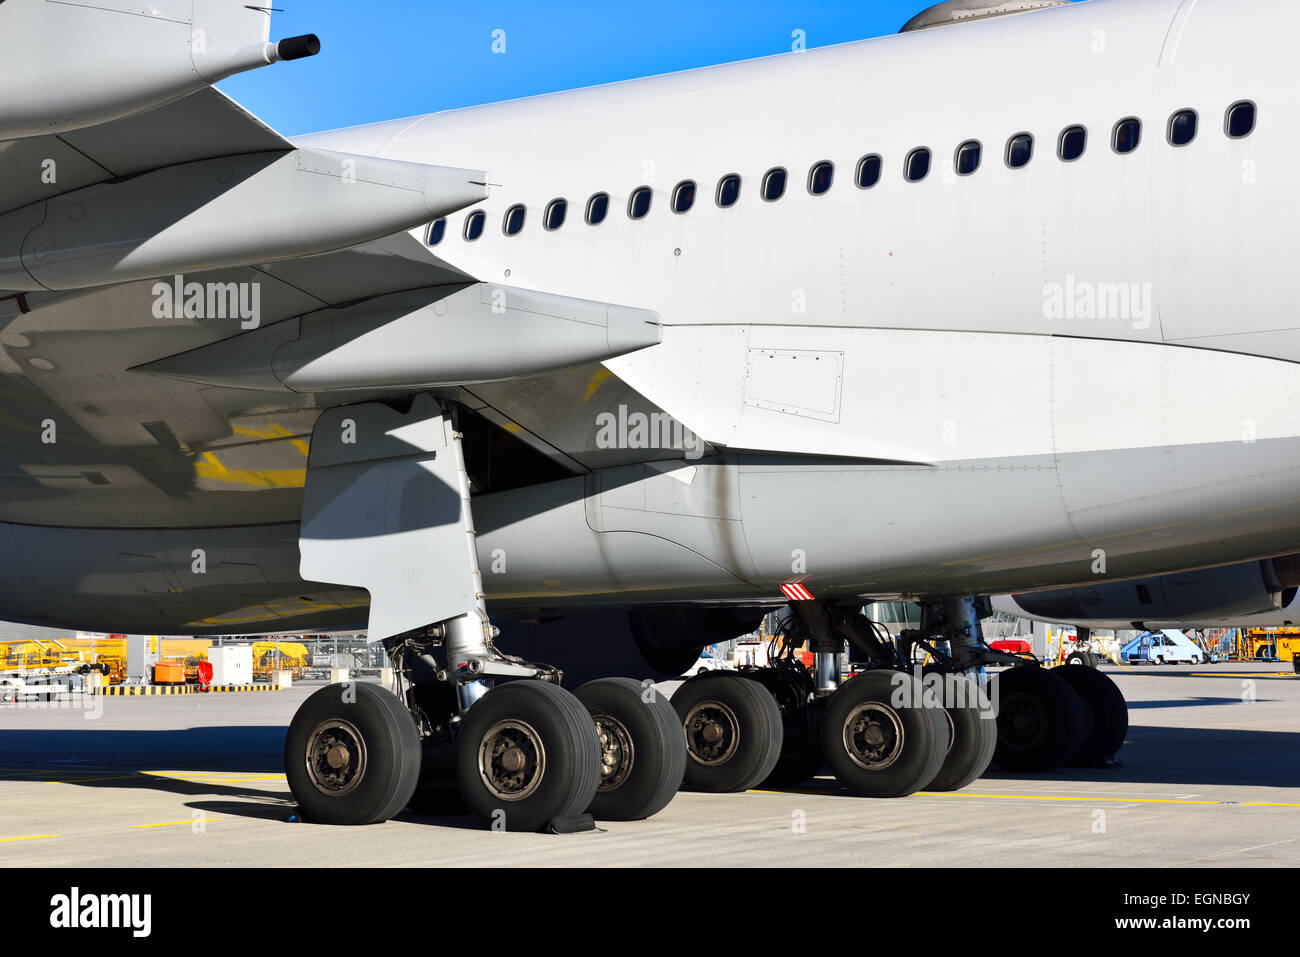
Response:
[132,819,223,829]
[140,771,285,783]
[918,791,1221,805]
[0,834,58,842]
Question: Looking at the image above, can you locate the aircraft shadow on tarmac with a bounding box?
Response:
[1126,697,1253,709]
[1,722,1297,826]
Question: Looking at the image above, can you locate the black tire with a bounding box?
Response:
[284,682,421,826]
[1055,665,1128,767]
[925,675,998,792]
[672,672,783,792]
[574,677,686,821]
[990,666,1085,772]
[1084,651,1099,668]
[455,680,601,832]
[822,670,947,798]
[1064,652,1087,666]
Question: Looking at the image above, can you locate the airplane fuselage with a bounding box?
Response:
[0,0,1297,634]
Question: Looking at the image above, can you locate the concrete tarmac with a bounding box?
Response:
[1,663,1297,867]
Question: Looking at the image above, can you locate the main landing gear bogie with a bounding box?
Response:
[672,664,997,799]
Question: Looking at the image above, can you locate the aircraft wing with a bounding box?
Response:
[0,0,669,503]
[0,86,290,227]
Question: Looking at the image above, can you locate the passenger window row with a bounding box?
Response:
[429,100,1256,245]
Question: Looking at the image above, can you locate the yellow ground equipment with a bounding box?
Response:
[1240,627,1300,661]
[253,641,309,680]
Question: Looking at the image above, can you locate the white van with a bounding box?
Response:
[1121,630,1206,664]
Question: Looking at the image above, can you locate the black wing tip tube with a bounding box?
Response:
[277,34,322,61]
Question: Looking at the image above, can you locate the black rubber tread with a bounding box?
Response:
[455,680,601,832]
[1055,665,1129,767]
[990,666,1086,772]
[672,672,783,792]
[924,676,998,792]
[284,682,421,826]
[822,669,947,798]
[575,677,686,821]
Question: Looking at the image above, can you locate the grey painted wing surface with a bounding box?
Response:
[0,88,291,219]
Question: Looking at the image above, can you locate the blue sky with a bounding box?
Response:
[219,0,947,135]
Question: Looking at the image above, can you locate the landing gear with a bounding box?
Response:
[821,669,948,797]
[284,682,421,825]
[924,675,998,792]
[289,396,615,831]
[454,680,601,832]
[672,672,783,792]
[1055,665,1128,767]
[574,677,686,821]
[989,666,1085,772]
[894,595,1125,773]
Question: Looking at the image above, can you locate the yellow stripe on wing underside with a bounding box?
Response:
[193,422,309,488]
[194,452,305,489]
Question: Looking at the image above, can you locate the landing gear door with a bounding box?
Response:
[299,394,476,642]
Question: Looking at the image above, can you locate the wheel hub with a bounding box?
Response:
[684,700,740,766]
[593,714,635,792]
[305,719,367,795]
[1000,692,1048,750]
[842,702,905,771]
[478,719,546,801]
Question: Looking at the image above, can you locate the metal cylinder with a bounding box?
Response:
[814,646,842,692]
